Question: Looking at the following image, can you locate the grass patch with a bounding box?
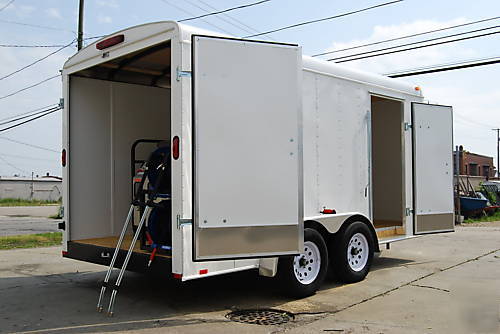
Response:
[0,232,62,250]
[0,198,61,207]
[463,210,500,224]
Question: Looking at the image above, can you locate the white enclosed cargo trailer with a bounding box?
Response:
[60,21,454,313]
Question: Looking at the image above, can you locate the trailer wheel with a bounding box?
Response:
[331,222,374,283]
[277,228,328,298]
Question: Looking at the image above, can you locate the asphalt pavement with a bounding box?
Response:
[0,223,498,333]
[0,216,60,236]
[0,206,61,236]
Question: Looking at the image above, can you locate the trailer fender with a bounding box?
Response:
[306,213,379,252]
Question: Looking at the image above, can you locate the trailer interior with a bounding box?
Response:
[67,41,172,264]
[370,96,405,239]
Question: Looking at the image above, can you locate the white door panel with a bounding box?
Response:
[412,103,454,234]
[192,36,303,260]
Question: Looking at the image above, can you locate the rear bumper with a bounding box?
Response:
[64,241,172,276]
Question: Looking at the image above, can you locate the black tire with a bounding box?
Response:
[277,228,328,298]
[331,221,374,283]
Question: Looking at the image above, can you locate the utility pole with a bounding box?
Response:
[77,0,85,50]
[454,145,461,222]
[493,128,500,178]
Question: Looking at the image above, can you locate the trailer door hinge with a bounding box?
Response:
[176,67,192,81]
[405,207,414,216]
[59,98,64,109]
[404,122,412,131]
[176,215,192,228]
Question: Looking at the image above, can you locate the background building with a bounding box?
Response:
[0,174,62,201]
[454,146,496,178]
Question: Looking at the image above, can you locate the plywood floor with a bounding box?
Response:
[374,220,403,228]
[73,235,171,258]
[374,220,405,239]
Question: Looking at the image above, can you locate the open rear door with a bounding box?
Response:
[192,35,303,261]
[412,103,454,234]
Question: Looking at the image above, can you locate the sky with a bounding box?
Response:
[0,0,499,177]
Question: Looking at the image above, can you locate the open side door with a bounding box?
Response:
[412,102,454,234]
[191,35,303,261]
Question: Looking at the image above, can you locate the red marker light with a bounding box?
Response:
[96,34,124,50]
[199,269,208,275]
[62,149,66,167]
[172,273,182,279]
[321,208,336,214]
[172,136,180,160]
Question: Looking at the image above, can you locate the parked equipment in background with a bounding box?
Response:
[60,21,455,315]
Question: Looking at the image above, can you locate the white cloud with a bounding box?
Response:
[96,0,119,8]
[4,3,36,18]
[98,15,112,24]
[45,8,62,19]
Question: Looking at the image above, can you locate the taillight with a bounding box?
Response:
[96,34,124,50]
[62,149,66,167]
[172,136,180,160]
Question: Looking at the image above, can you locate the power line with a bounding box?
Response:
[183,0,271,39]
[179,0,270,23]
[0,103,59,121]
[0,36,101,49]
[0,152,57,162]
[386,57,500,78]
[0,0,15,12]
[195,0,273,40]
[0,74,60,100]
[312,16,500,57]
[0,40,74,81]
[0,104,59,126]
[0,136,59,153]
[331,29,500,63]
[0,18,74,33]
[384,55,500,76]
[329,25,500,62]
[244,0,403,38]
[0,154,28,174]
[158,0,234,35]
[0,107,60,133]
[181,0,253,36]
[85,35,105,41]
[0,43,66,48]
[454,111,494,129]
[0,103,59,123]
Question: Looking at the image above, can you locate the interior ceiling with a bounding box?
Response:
[74,41,171,88]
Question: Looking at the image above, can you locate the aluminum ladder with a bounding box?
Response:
[96,159,168,316]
